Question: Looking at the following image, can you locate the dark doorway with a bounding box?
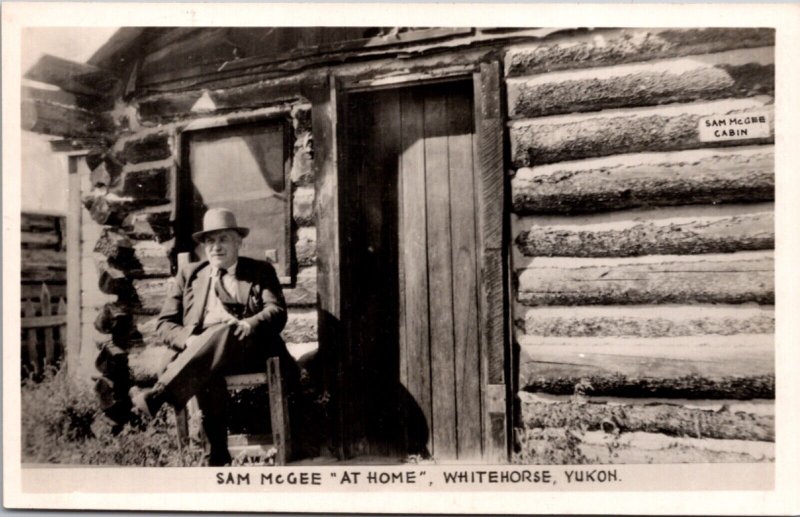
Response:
[340,80,482,461]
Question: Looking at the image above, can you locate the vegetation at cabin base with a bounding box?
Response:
[20,369,279,466]
[512,380,594,465]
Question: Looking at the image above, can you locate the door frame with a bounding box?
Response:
[309,62,511,462]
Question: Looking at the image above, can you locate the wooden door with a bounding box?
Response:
[343,80,482,461]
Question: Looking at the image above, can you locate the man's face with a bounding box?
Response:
[203,230,242,269]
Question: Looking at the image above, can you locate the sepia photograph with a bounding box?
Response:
[4,2,800,513]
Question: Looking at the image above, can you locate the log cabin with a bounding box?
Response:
[22,27,775,463]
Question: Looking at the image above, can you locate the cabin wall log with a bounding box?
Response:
[517,305,774,337]
[505,28,774,77]
[23,85,115,112]
[516,252,773,306]
[284,309,319,343]
[577,431,774,463]
[22,248,67,268]
[508,47,774,119]
[22,99,115,138]
[130,278,170,314]
[295,227,317,267]
[514,206,774,258]
[511,147,774,214]
[116,132,172,164]
[121,209,174,242]
[24,54,120,97]
[21,231,62,248]
[136,79,311,123]
[510,97,774,167]
[114,167,171,203]
[520,371,774,399]
[285,267,318,307]
[125,239,173,278]
[293,187,316,227]
[21,214,67,310]
[128,345,174,385]
[519,334,774,379]
[521,397,774,441]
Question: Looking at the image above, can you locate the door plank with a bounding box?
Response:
[399,88,433,456]
[363,90,402,455]
[447,88,483,459]
[424,88,458,459]
[381,91,404,455]
[343,93,368,456]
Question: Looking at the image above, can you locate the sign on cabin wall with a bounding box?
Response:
[698,111,771,142]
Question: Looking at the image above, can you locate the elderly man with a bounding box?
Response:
[130,207,292,466]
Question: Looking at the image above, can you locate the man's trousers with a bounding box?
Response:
[156,323,297,466]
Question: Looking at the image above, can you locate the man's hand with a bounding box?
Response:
[184,334,201,349]
[231,319,254,340]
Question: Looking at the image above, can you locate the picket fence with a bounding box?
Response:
[21,283,67,376]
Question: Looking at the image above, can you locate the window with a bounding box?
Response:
[177,120,292,282]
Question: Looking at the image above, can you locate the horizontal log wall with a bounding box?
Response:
[505,26,775,434]
[22,213,66,301]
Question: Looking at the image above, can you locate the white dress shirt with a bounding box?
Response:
[203,262,240,327]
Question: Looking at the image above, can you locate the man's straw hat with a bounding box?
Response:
[192,208,250,243]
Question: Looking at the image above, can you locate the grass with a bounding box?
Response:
[21,368,311,466]
[512,379,598,465]
[22,368,205,466]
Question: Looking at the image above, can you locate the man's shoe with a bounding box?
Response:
[129,383,166,419]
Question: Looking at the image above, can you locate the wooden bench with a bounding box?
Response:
[175,356,291,465]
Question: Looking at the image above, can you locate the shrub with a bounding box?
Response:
[21,369,205,466]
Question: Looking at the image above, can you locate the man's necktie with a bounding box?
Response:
[215,268,244,318]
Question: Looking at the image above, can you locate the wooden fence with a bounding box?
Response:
[21,283,67,377]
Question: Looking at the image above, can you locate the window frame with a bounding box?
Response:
[174,113,294,284]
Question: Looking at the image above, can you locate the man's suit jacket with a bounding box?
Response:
[156,256,288,351]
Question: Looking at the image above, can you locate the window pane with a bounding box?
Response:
[186,122,290,280]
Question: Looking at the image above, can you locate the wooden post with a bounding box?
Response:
[308,76,348,459]
[57,297,67,364]
[175,407,190,451]
[474,61,510,463]
[23,299,40,376]
[41,284,55,367]
[66,155,83,380]
[174,251,192,458]
[267,356,291,465]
